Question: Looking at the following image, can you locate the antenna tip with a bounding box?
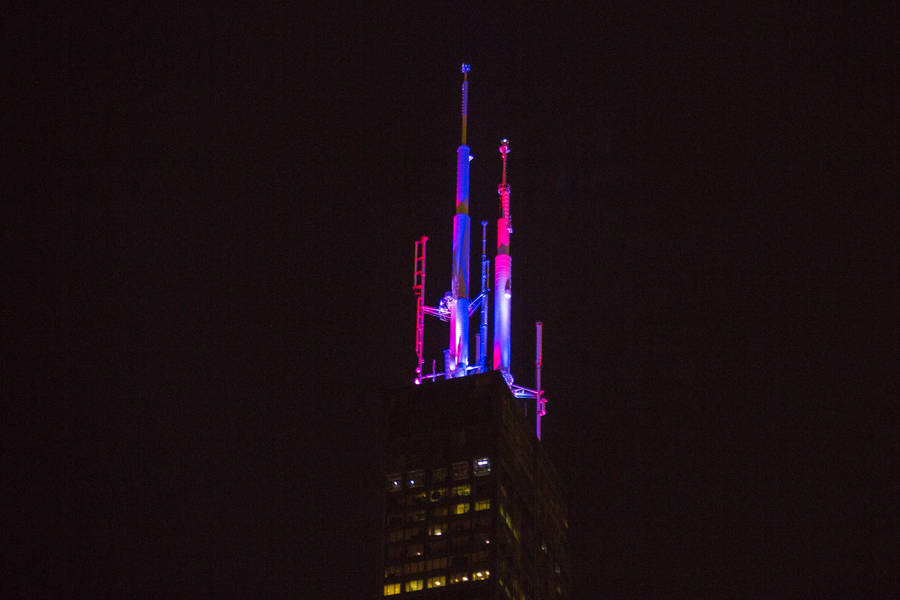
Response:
[499,138,510,155]
[461,63,471,73]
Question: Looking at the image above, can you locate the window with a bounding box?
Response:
[407,544,423,558]
[387,529,403,543]
[384,582,401,596]
[474,499,491,511]
[428,522,446,536]
[452,484,471,497]
[450,535,470,550]
[473,569,490,580]
[469,550,488,563]
[449,518,470,532]
[411,490,427,503]
[407,469,425,488]
[403,561,424,575]
[427,575,447,589]
[405,579,424,592]
[449,572,469,584]
[407,509,426,523]
[387,473,402,492]
[432,467,448,482]
[452,461,468,480]
[403,526,424,540]
[386,513,403,528]
[425,557,448,570]
[453,502,470,515]
[476,532,491,545]
[429,488,447,502]
[473,457,491,476]
[385,564,401,578]
[427,539,447,553]
[386,545,402,560]
[432,506,448,517]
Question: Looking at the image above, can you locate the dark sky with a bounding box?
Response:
[7,4,894,598]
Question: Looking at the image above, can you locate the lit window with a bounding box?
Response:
[451,461,468,480]
[384,582,401,596]
[427,575,447,588]
[428,522,446,536]
[432,467,448,482]
[473,570,490,580]
[407,469,425,488]
[454,502,470,515]
[387,473,402,492]
[452,484,471,497]
[473,457,491,476]
[429,488,447,502]
[474,499,491,511]
[407,544,423,558]
[449,572,469,584]
[405,579,424,592]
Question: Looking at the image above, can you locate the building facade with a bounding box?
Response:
[382,372,569,599]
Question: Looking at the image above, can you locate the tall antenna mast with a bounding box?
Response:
[448,63,472,378]
[493,138,513,383]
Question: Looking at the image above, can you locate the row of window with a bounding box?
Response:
[386,529,492,560]
[387,458,490,492]
[386,500,491,528]
[386,512,492,542]
[384,571,491,595]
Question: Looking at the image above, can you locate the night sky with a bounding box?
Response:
[7,4,894,598]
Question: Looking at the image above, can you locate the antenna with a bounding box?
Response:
[478,221,490,372]
[460,63,470,145]
[449,63,472,378]
[535,322,547,439]
[493,139,513,382]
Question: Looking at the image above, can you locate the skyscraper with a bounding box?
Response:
[381,65,568,599]
[382,372,568,599]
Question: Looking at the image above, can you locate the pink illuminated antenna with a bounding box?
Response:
[493,138,513,381]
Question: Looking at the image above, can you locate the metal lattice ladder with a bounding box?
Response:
[412,236,428,381]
